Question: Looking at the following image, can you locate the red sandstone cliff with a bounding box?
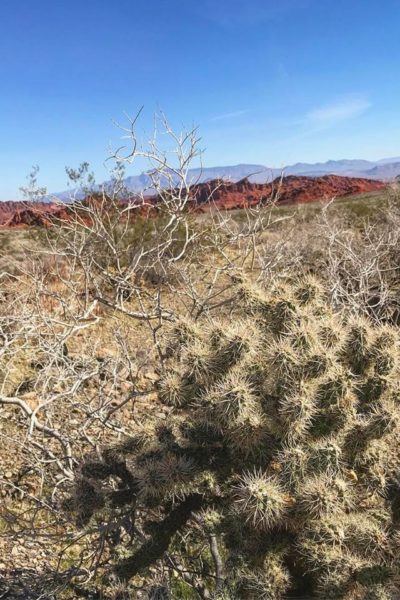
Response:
[0,175,386,227]
[185,175,385,211]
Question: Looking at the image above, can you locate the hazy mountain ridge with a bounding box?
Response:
[54,157,399,199]
[8,157,399,203]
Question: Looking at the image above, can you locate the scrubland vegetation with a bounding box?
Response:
[1,119,400,599]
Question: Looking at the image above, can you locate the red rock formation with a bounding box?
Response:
[7,208,51,227]
[0,176,386,227]
[0,202,69,227]
[184,175,385,211]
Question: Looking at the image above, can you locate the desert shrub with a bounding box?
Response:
[71,274,400,598]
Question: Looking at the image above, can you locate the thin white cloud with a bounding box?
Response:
[210,109,249,122]
[306,96,371,125]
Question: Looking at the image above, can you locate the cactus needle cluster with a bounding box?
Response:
[75,275,400,598]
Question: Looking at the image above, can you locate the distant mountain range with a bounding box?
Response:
[54,157,400,200]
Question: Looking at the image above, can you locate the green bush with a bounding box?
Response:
[73,275,400,598]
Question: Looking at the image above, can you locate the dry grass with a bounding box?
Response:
[1,187,400,597]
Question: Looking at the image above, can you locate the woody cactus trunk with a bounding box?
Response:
[73,276,400,598]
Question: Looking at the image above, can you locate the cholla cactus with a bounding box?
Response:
[233,470,289,530]
[236,552,291,599]
[74,275,400,597]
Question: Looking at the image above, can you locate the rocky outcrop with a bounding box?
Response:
[185,174,386,211]
[0,176,386,227]
[0,202,68,227]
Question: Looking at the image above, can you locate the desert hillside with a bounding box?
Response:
[185,174,385,210]
[0,175,386,227]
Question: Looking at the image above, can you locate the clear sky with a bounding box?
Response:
[1,0,400,199]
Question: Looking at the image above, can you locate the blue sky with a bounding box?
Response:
[1,0,400,198]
